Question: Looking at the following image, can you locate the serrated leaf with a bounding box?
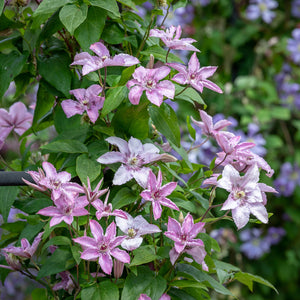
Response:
[234,271,278,293]
[74,6,106,51]
[149,102,181,147]
[89,0,120,19]
[59,3,88,35]
[41,140,88,154]
[76,154,101,185]
[130,245,157,267]
[101,86,128,116]
[0,186,19,222]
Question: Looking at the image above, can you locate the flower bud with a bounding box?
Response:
[178,211,184,224]
[146,54,155,69]
[158,153,177,163]
[113,259,124,279]
[3,252,22,271]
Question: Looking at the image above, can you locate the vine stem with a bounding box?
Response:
[159,4,171,28]
[187,137,209,153]
[136,16,154,58]
[174,85,189,97]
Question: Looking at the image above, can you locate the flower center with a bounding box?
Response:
[259,3,267,12]
[101,55,108,61]
[128,228,137,238]
[82,99,89,106]
[99,243,108,252]
[190,73,196,80]
[128,157,140,167]
[235,190,246,199]
[146,80,154,88]
[181,234,187,241]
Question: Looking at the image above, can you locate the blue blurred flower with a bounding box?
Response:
[292,0,300,18]
[274,162,300,196]
[265,227,285,245]
[246,0,278,24]
[287,28,300,64]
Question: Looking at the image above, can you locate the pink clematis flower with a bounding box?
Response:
[53,271,75,294]
[126,66,175,106]
[23,167,48,192]
[38,162,83,201]
[61,85,104,123]
[0,102,32,149]
[71,41,139,76]
[164,213,207,269]
[37,194,89,227]
[116,212,161,251]
[167,52,223,94]
[92,191,127,220]
[97,136,164,187]
[217,164,276,229]
[140,169,179,220]
[191,110,232,138]
[73,220,130,274]
[139,294,170,300]
[149,25,199,52]
[2,232,43,259]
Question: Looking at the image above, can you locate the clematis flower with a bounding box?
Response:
[164,213,207,269]
[217,164,275,229]
[246,0,278,24]
[92,191,128,220]
[0,102,32,149]
[116,212,161,251]
[38,162,84,201]
[53,271,75,294]
[149,25,199,52]
[2,232,43,259]
[37,194,89,227]
[126,66,175,106]
[97,136,163,187]
[82,177,108,203]
[71,41,139,76]
[23,167,47,192]
[167,52,223,94]
[191,109,232,138]
[61,85,104,123]
[73,220,130,274]
[140,169,179,220]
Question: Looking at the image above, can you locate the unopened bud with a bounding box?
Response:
[159,153,177,163]
[113,260,124,279]
[146,54,155,69]
[3,252,22,271]
[178,211,184,224]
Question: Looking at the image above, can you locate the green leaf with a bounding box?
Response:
[117,0,137,11]
[170,280,207,289]
[149,102,181,147]
[141,45,183,63]
[76,154,101,185]
[175,85,205,106]
[186,115,196,140]
[89,0,120,19]
[170,142,193,170]
[74,6,106,51]
[41,236,72,253]
[189,190,209,210]
[0,186,19,222]
[37,52,72,97]
[102,86,128,116]
[41,140,88,154]
[176,264,234,296]
[32,82,55,129]
[130,245,157,267]
[101,23,124,44]
[111,187,139,210]
[31,288,48,300]
[0,0,4,15]
[18,222,44,244]
[111,102,149,139]
[99,280,119,300]
[71,244,82,265]
[32,0,72,28]
[59,3,88,35]
[37,249,75,278]
[0,51,28,100]
[234,272,278,294]
[122,266,166,300]
[14,198,52,214]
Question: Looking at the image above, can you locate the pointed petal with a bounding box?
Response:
[90,220,103,242]
[110,248,130,263]
[99,253,113,274]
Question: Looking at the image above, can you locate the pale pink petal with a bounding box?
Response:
[157,80,175,99]
[171,73,188,85]
[99,253,113,274]
[152,201,162,220]
[90,220,104,242]
[73,236,98,248]
[152,66,171,82]
[159,198,179,211]
[80,249,99,261]
[105,222,116,240]
[113,165,134,185]
[110,248,130,263]
[188,53,200,74]
[146,89,164,106]
[97,151,125,165]
[250,203,268,224]
[90,42,110,57]
[201,79,223,93]
[159,182,177,197]
[61,100,84,118]
[169,247,180,265]
[128,85,144,105]
[232,206,250,230]
[106,136,129,154]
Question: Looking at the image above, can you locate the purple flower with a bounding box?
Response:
[274,162,300,196]
[116,212,161,251]
[167,53,223,94]
[73,220,130,274]
[265,227,285,245]
[37,194,89,227]
[246,0,278,24]
[191,109,231,138]
[217,164,274,229]
[292,0,300,18]
[149,25,199,52]
[287,28,300,64]
[140,169,178,220]
[0,102,32,149]
[239,228,270,259]
[126,66,175,106]
[92,191,127,220]
[2,232,43,259]
[53,271,75,294]
[97,136,163,187]
[61,85,104,123]
[138,294,171,300]
[82,177,108,203]
[71,41,139,76]
[164,213,207,270]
